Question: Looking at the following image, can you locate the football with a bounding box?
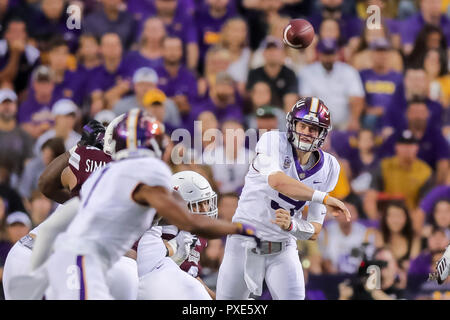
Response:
[282,19,315,49]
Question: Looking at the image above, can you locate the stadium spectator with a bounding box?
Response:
[359,38,404,130]
[156,36,198,116]
[18,137,65,200]
[308,0,363,53]
[0,89,33,177]
[422,199,450,238]
[382,97,449,183]
[219,17,251,94]
[33,99,81,156]
[319,201,374,274]
[364,130,433,220]
[31,0,80,52]
[418,183,450,229]
[142,88,180,135]
[196,0,236,72]
[246,104,285,150]
[217,192,239,222]
[154,0,199,71]
[340,129,381,194]
[76,34,101,75]
[122,17,165,78]
[299,38,365,131]
[422,48,449,106]
[247,36,298,110]
[87,33,129,114]
[0,18,40,95]
[351,22,403,72]
[199,46,231,99]
[28,190,52,227]
[83,0,137,50]
[195,72,243,126]
[374,201,421,270]
[0,210,31,257]
[18,66,56,139]
[46,37,86,106]
[197,110,220,151]
[113,67,159,114]
[203,119,254,194]
[406,24,448,70]
[400,0,450,55]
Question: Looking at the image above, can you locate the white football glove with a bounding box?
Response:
[429,245,450,285]
[171,231,196,266]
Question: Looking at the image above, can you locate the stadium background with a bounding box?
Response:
[0,0,449,300]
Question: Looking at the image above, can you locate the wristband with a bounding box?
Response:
[312,190,327,204]
[287,221,294,231]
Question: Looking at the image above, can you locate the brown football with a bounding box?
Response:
[283,19,315,49]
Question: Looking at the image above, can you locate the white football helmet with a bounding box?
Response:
[103,113,126,155]
[171,171,218,219]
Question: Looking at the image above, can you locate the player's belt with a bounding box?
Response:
[19,234,35,250]
[251,241,285,255]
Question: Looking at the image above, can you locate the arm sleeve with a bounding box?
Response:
[306,202,327,225]
[30,197,80,271]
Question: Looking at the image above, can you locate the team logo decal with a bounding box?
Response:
[283,156,291,169]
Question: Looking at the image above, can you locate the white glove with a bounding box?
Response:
[171,231,196,266]
[436,245,450,284]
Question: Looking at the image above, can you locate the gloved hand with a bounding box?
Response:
[78,120,106,149]
[235,223,261,248]
[171,231,196,265]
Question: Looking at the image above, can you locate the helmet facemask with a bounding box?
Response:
[288,119,328,152]
[187,193,218,219]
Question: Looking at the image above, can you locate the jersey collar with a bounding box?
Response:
[291,145,324,180]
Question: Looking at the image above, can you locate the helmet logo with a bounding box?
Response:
[173,186,179,191]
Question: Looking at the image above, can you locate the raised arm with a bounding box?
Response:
[38,151,72,204]
[133,185,257,241]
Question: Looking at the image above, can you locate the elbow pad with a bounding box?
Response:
[289,218,315,240]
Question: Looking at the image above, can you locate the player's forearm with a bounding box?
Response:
[189,214,241,239]
[268,171,315,201]
[38,151,72,203]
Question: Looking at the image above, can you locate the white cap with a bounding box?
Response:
[52,99,78,116]
[132,67,158,84]
[6,211,32,228]
[0,89,18,103]
[94,110,117,126]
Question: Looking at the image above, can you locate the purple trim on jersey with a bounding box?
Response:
[291,147,324,181]
[76,255,86,300]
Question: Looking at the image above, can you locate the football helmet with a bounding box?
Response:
[79,120,105,149]
[109,108,167,160]
[103,113,126,155]
[286,97,332,152]
[171,171,218,219]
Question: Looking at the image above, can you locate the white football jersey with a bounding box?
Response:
[233,131,340,242]
[137,226,167,277]
[54,157,172,268]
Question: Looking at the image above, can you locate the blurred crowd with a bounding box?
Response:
[0,0,449,300]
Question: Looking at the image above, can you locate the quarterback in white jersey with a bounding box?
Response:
[216,97,351,300]
[40,109,260,300]
[137,171,218,300]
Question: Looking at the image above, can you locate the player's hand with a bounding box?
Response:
[78,119,105,148]
[172,231,195,265]
[429,245,450,285]
[324,196,351,222]
[271,208,291,231]
[235,223,261,248]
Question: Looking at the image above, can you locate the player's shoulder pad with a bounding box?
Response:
[256,130,285,154]
[321,151,341,192]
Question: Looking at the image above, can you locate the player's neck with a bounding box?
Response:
[296,149,312,166]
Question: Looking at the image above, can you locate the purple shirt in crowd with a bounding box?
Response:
[83,9,137,49]
[399,13,450,46]
[308,13,363,43]
[86,62,130,96]
[194,97,244,124]
[378,125,450,170]
[52,70,87,106]
[360,69,404,129]
[121,51,163,79]
[155,64,198,103]
[195,3,237,61]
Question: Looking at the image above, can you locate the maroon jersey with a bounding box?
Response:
[162,226,207,278]
[68,145,112,197]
